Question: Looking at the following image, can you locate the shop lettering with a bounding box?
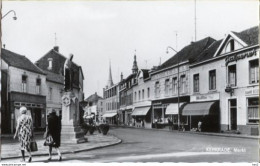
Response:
[225,49,257,65]
[245,88,259,96]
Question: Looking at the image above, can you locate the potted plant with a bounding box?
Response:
[99,123,109,135]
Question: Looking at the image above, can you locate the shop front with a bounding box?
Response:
[182,101,220,132]
[102,110,118,125]
[10,92,46,133]
[165,102,186,130]
[131,106,151,128]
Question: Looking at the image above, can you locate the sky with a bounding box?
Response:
[2,0,258,98]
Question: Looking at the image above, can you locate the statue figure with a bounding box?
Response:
[64,54,74,92]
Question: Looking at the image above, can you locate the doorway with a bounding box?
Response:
[229,99,237,130]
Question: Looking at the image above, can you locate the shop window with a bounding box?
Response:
[209,70,216,90]
[165,79,170,96]
[172,77,177,94]
[21,75,27,93]
[36,78,41,94]
[228,65,236,86]
[193,74,199,93]
[249,60,259,84]
[180,75,186,93]
[248,98,259,124]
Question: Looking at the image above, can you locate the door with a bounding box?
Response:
[229,99,237,130]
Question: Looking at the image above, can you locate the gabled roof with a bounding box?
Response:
[1,49,46,75]
[192,40,223,63]
[137,69,150,80]
[44,70,64,84]
[36,47,84,88]
[214,26,259,57]
[232,26,258,46]
[85,93,103,103]
[156,37,216,71]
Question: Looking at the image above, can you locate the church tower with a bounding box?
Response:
[132,51,138,74]
[107,60,114,88]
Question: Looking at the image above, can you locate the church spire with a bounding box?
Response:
[107,60,114,88]
[132,50,138,74]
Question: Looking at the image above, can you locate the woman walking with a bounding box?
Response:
[13,106,33,162]
[47,109,62,161]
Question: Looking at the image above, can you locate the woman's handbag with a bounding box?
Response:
[44,135,54,146]
[30,140,38,152]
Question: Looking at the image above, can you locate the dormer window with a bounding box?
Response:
[225,39,235,53]
[48,58,53,70]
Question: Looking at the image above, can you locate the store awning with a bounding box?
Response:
[165,103,185,115]
[102,112,117,118]
[132,106,150,116]
[182,101,218,116]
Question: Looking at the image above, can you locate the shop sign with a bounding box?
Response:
[245,88,259,96]
[225,49,257,66]
[191,93,220,102]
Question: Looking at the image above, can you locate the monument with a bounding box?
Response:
[61,54,87,143]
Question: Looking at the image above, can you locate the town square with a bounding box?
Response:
[1,0,259,164]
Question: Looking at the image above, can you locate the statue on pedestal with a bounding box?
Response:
[64,54,74,92]
[61,54,87,144]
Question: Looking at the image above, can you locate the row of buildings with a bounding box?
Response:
[100,26,259,135]
[1,46,85,133]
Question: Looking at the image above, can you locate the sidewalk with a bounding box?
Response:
[114,125,260,140]
[1,133,122,160]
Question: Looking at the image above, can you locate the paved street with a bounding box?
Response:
[2,127,258,163]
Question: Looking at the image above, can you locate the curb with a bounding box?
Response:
[1,135,122,160]
[114,125,260,140]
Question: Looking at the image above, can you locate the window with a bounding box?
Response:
[48,87,52,100]
[22,75,27,93]
[36,78,41,94]
[249,60,259,84]
[225,39,235,52]
[134,92,137,101]
[155,81,160,97]
[142,89,145,100]
[193,74,199,92]
[172,77,177,94]
[147,88,150,98]
[209,70,216,90]
[165,79,170,96]
[228,65,236,86]
[180,75,186,93]
[248,98,259,124]
[138,91,141,101]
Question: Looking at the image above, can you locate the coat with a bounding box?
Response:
[47,113,61,148]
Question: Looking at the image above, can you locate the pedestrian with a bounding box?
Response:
[46,109,62,161]
[198,120,202,132]
[13,106,33,162]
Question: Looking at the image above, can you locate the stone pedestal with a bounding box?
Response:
[61,91,87,144]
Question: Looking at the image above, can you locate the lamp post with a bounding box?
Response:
[2,10,17,20]
[166,46,180,130]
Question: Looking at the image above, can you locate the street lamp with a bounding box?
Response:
[166,46,180,130]
[2,10,17,20]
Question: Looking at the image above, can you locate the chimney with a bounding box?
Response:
[54,46,59,52]
[121,72,123,81]
[47,58,53,70]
